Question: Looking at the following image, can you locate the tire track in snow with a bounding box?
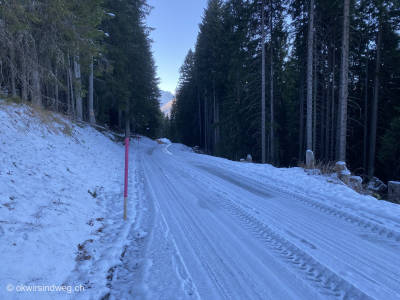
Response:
[218,195,385,300]
[143,152,297,299]
[208,167,400,279]
[197,164,400,246]
[165,161,380,299]
[158,177,265,300]
[142,155,237,299]
[140,152,200,299]
[186,164,400,299]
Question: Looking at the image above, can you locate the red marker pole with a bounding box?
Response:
[123,137,129,220]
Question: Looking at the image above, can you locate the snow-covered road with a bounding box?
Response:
[108,142,400,300]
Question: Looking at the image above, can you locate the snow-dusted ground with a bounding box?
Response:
[1,101,400,300]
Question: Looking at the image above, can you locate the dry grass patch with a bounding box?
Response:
[1,97,72,135]
[298,159,336,175]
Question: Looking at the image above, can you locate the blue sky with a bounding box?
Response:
[146,0,208,95]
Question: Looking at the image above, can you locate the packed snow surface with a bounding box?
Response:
[1,102,400,300]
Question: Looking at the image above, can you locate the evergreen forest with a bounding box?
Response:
[169,0,400,183]
[1,0,400,183]
[0,0,162,138]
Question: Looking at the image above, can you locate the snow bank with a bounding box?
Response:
[156,138,171,144]
[0,102,145,299]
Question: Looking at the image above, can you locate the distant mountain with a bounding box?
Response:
[158,90,174,107]
[161,99,174,117]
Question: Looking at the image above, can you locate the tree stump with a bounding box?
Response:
[349,176,362,192]
[306,150,314,169]
[335,161,346,173]
[339,170,351,185]
[246,154,252,163]
[335,161,350,185]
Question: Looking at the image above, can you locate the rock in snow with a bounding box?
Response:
[367,176,388,193]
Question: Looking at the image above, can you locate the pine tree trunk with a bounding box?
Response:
[306,0,314,153]
[198,87,202,146]
[270,1,274,165]
[68,68,76,117]
[67,55,75,116]
[325,43,332,160]
[216,98,220,154]
[321,73,326,159]
[69,67,75,116]
[204,90,208,153]
[313,32,317,155]
[29,38,42,107]
[0,60,2,91]
[325,57,331,160]
[261,0,266,164]
[118,110,122,132]
[74,56,83,120]
[299,76,304,161]
[20,52,28,102]
[51,83,55,110]
[338,0,350,162]
[55,82,59,112]
[88,61,96,125]
[336,39,342,160]
[54,67,59,112]
[31,64,41,107]
[331,37,336,161]
[368,16,382,179]
[10,66,16,97]
[9,49,16,97]
[213,90,216,154]
[45,83,50,107]
[213,88,218,156]
[363,47,369,177]
[67,69,71,115]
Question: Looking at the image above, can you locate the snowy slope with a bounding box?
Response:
[0,101,157,299]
